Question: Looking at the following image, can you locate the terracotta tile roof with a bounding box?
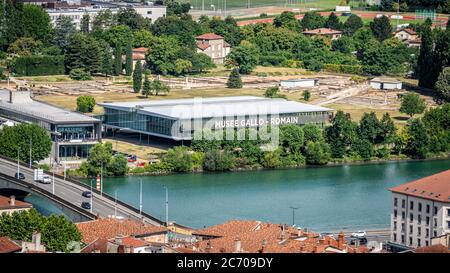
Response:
[0,237,21,253]
[115,236,151,248]
[133,47,149,53]
[303,28,342,35]
[80,238,108,253]
[0,196,33,210]
[196,33,224,40]
[408,38,422,44]
[75,218,167,244]
[394,28,417,35]
[132,53,146,60]
[389,169,450,203]
[415,244,450,253]
[196,42,210,51]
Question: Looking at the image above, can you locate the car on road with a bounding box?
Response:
[351,230,367,238]
[349,237,368,246]
[320,232,335,239]
[15,172,25,180]
[37,175,51,184]
[81,202,91,209]
[82,191,92,198]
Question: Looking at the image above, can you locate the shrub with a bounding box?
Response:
[203,149,235,171]
[227,68,243,88]
[76,95,96,113]
[69,68,92,80]
[9,55,65,76]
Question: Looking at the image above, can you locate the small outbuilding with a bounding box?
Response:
[280,78,318,89]
[370,78,402,90]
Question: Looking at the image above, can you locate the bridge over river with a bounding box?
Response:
[0,157,165,226]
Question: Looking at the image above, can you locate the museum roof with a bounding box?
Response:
[99,96,331,120]
[389,169,450,203]
[0,89,100,124]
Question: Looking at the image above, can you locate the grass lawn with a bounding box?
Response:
[103,137,167,159]
[184,0,340,10]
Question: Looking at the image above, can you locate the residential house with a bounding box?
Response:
[0,195,33,215]
[0,237,22,253]
[302,28,343,40]
[195,33,231,64]
[393,28,421,48]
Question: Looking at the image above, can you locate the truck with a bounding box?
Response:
[34,169,51,184]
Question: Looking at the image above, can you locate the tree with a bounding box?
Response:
[203,149,235,171]
[305,141,331,165]
[76,95,96,113]
[301,12,326,30]
[7,37,41,56]
[358,112,381,144]
[380,0,394,11]
[406,118,429,158]
[80,13,90,33]
[133,29,156,48]
[325,12,342,30]
[191,53,215,73]
[161,146,193,172]
[133,60,142,93]
[92,9,115,32]
[142,74,151,97]
[146,36,181,75]
[114,45,122,76]
[370,15,392,42]
[400,93,426,117]
[86,142,113,175]
[325,111,358,158]
[302,124,323,143]
[331,36,355,54]
[101,45,113,77]
[53,15,76,50]
[116,7,150,30]
[435,67,450,103]
[379,113,396,144]
[105,25,133,49]
[273,11,302,32]
[151,79,170,96]
[106,155,128,176]
[343,14,363,36]
[174,59,192,75]
[225,42,259,74]
[416,21,435,88]
[264,86,285,98]
[125,42,133,76]
[262,149,282,168]
[352,138,375,160]
[22,5,52,43]
[303,90,311,101]
[69,68,92,81]
[227,68,242,88]
[0,123,52,163]
[65,33,102,74]
[0,209,82,253]
[280,124,304,153]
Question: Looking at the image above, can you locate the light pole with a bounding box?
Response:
[90,179,93,214]
[100,162,103,195]
[63,163,67,181]
[17,146,20,175]
[289,206,299,226]
[139,179,143,217]
[114,189,118,218]
[52,169,55,194]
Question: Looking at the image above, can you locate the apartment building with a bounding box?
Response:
[195,33,231,64]
[389,170,450,249]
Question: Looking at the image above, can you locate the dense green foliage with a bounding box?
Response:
[0,209,82,252]
[133,60,143,93]
[76,95,96,113]
[9,55,65,76]
[400,93,426,117]
[0,123,52,163]
[227,68,243,88]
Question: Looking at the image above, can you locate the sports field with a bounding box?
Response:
[184,0,341,11]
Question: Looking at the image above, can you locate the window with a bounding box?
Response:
[434,218,437,227]
[401,235,405,244]
[393,233,397,242]
[394,198,398,206]
[447,221,450,229]
[409,237,412,245]
[401,223,405,232]
[434,206,438,215]
[447,209,450,217]
[410,201,414,210]
[394,210,397,217]
[425,240,429,246]
[393,221,397,230]
[418,214,422,224]
[426,204,430,214]
[147,11,152,14]
[402,212,406,220]
[402,199,406,208]
[426,228,429,237]
[410,213,413,222]
[434,231,437,237]
[418,203,422,212]
[418,227,421,236]
[417,239,421,247]
[409,225,413,234]
[426,216,430,225]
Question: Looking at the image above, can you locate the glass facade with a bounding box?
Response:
[56,125,95,141]
[58,144,94,161]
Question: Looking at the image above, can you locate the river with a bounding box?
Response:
[78,159,448,232]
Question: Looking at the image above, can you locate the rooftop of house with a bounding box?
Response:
[370,77,402,84]
[133,47,149,53]
[196,33,224,40]
[187,220,368,253]
[415,244,450,253]
[0,195,33,210]
[394,28,417,35]
[0,237,22,253]
[302,28,343,35]
[389,169,450,203]
[196,41,210,51]
[75,217,167,244]
[110,236,152,248]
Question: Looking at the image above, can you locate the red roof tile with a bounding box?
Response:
[394,28,417,35]
[0,237,21,253]
[415,244,450,253]
[133,47,149,53]
[114,236,151,248]
[0,196,32,210]
[196,33,224,40]
[75,218,167,244]
[196,42,210,51]
[389,169,450,203]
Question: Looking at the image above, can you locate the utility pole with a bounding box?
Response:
[139,179,143,216]
[289,206,299,226]
[90,179,93,214]
[29,137,32,168]
[52,170,55,194]
[114,189,118,218]
[17,146,20,175]
[100,162,103,195]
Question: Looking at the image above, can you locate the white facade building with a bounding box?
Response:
[370,78,402,90]
[389,170,450,249]
[47,4,166,29]
[280,79,318,89]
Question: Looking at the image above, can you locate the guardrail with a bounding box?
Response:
[0,172,96,220]
[0,155,165,226]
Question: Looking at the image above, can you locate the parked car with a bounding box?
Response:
[38,175,51,184]
[351,230,367,238]
[15,172,25,180]
[82,191,92,198]
[81,202,91,210]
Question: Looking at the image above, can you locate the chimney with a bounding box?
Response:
[32,231,41,250]
[338,232,345,249]
[9,195,16,206]
[234,237,241,253]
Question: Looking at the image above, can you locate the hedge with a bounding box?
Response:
[323,64,363,75]
[10,55,65,76]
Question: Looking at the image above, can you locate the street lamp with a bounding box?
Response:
[114,189,118,218]
[163,186,169,227]
[90,179,93,214]
[29,137,32,168]
[289,206,299,226]
[17,146,20,175]
[139,179,143,216]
